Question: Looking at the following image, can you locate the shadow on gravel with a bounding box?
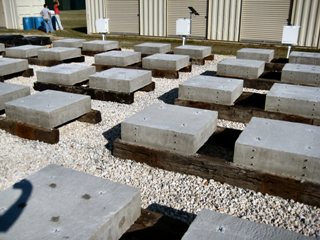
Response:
[158,88,178,104]
[102,124,121,151]
[200,70,217,76]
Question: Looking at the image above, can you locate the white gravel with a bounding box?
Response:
[0,52,319,238]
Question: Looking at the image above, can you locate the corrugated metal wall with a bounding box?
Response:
[292,0,320,48]
[0,0,6,28]
[140,0,166,36]
[16,0,44,29]
[85,0,105,34]
[207,0,241,41]
[2,0,19,29]
[167,0,208,38]
[240,0,290,42]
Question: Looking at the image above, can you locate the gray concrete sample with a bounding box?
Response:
[234,117,320,184]
[121,103,218,155]
[237,48,274,62]
[0,164,141,240]
[38,47,81,61]
[0,43,5,52]
[182,209,310,240]
[95,51,141,66]
[0,82,30,110]
[52,38,85,48]
[82,40,119,52]
[37,63,96,85]
[289,51,320,65]
[142,53,189,71]
[5,90,91,129]
[179,75,243,105]
[134,42,171,55]
[217,58,265,79]
[0,58,29,76]
[174,45,212,59]
[265,83,320,119]
[5,45,46,58]
[89,68,152,93]
[281,63,320,87]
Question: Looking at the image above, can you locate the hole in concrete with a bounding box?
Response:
[49,183,57,188]
[250,156,254,159]
[51,216,60,222]
[99,191,105,195]
[217,226,224,232]
[82,194,91,200]
[304,159,308,162]
[256,137,261,141]
[251,149,256,152]
[302,166,307,169]
[301,174,305,177]
[250,163,254,166]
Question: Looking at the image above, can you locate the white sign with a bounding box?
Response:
[96,18,109,33]
[176,18,191,36]
[282,26,300,45]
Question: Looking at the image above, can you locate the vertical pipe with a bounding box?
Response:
[217,0,223,40]
[306,0,317,46]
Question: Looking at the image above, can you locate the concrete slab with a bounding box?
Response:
[217,58,265,79]
[38,47,81,61]
[174,45,212,59]
[281,63,320,87]
[237,48,274,62]
[0,58,29,76]
[121,103,218,155]
[142,53,189,71]
[182,209,310,240]
[5,45,45,58]
[0,82,30,110]
[234,117,320,184]
[5,90,91,129]
[289,51,320,65]
[265,83,320,119]
[89,68,152,93]
[82,40,119,52]
[0,43,5,52]
[179,75,243,105]
[95,51,141,66]
[52,38,85,48]
[0,164,141,240]
[37,63,96,85]
[134,42,171,55]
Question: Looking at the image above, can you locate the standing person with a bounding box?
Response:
[40,4,54,33]
[53,0,63,30]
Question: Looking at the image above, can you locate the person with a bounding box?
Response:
[40,4,54,33]
[53,0,63,30]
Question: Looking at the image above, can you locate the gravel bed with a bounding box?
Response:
[0,52,319,238]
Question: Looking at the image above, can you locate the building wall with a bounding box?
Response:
[16,0,44,29]
[85,0,105,34]
[0,0,6,28]
[140,0,166,36]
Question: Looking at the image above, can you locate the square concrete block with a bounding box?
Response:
[82,40,119,52]
[217,58,265,79]
[134,42,171,55]
[265,83,320,119]
[289,51,320,65]
[182,209,310,240]
[89,68,152,93]
[237,48,274,62]
[0,58,29,76]
[0,164,141,240]
[0,82,30,110]
[5,45,46,58]
[37,63,96,85]
[5,90,91,129]
[234,117,320,184]
[52,38,85,48]
[142,53,189,71]
[0,43,5,52]
[281,63,320,87]
[174,45,212,59]
[121,103,218,155]
[95,51,141,66]
[38,47,81,61]
[179,75,243,105]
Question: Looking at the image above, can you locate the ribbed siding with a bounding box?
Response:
[292,0,320,47]
[106,0,139,34]
[167,0,208,38]
[240,0,290,42]
[15,0,44,29]
[140,0,166,36]
[86,0,105,34]
[207,0,241,41]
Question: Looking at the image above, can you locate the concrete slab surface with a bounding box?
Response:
[82,40,119,52]
[265,83,320,119]
[281,63,320,87]
[0,82,30,110]
[37,63,96,85]
[121,103,218,155]
[5,45,46,58]
[0,43,5,52]
[134,42,171,55]
[0,164,141,240]
[289,51,320,65]
[95,51,141,66]
[142,53,189,71]
[179,75,243,105]
[5,90,91,129]
[89,67,152,93]
[174,45,212,59]
[234,117,320,184]
[182,209,310,240]
[52,38,85,48]
[217,58,265,79]
[237,48,274,62]
[0,58,29,76]
[38,47,81,61]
